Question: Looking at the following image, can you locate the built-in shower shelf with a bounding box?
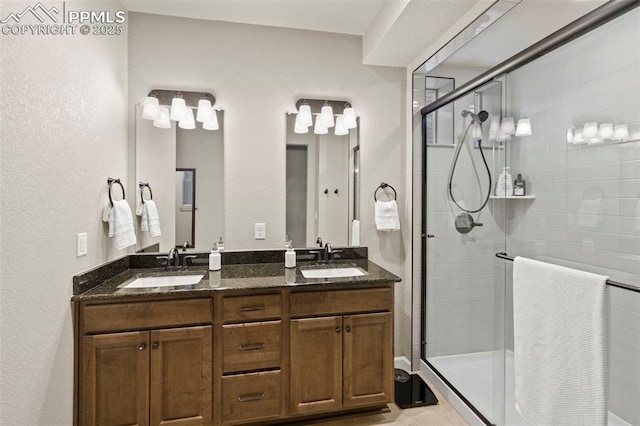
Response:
[490,195,536,199]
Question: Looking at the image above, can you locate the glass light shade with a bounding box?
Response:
[583,122,598,138]
[613,123,629,140]
[153,106,171,129]
[196,99,214,123]
[298,104,313,127]
[471,122,483,140]
[320,105,334,128]
[588,137,602,145]
[202,110,219,130]
[170,97,187,121]
[489,117,500,141]
[314,116,328,134]
[294,113,309,134]
[573,130,585,144]
[566,127,574,143]
[500,117,515,136]
[334,116,348,136]
[142,96,160,120]
[343,107,357,129]
[178,108,195,129]
[515,118,532,136]
[598,123,613,140]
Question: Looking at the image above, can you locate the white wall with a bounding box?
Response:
[506,8,640,423]
[127,14,411,355]
[0,1,128,424]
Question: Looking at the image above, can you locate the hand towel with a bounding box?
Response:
[143,200,162,238]
[102,200,136,250]
[576,199,602,228]
[351,219,360,245]
[375,200,400,231]
[513,257,608,426]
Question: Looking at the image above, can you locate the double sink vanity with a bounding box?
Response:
[72,247,400,425]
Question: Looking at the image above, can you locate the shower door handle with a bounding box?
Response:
[426,234,435,238]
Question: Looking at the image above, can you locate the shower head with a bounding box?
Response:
[461,109,489,123]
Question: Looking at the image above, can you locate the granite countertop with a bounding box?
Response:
[73,259,401,302]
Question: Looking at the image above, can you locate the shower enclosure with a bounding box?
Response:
[415,2,640,425]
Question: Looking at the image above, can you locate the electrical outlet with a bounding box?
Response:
[254,223,266,240]
[77,233,88,257]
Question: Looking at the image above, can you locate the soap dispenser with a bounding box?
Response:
[285,240,296,269]
[496,167,514,197]
[217,237,225,251]
[209,243,221,271]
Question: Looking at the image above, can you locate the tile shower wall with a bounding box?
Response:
[506,7,640,424]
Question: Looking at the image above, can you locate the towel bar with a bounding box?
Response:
[495,252,639,293]
[374,182,397,201]
[139,182,153,203]
[107,178,125,207]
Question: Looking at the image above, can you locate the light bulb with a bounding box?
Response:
[142,96,160,120]
[314,115,328,134]
[178,108,195,129]
[196,99,214,123]
[598,123,613,140]
[298,104,313,127]
[583,122,598,138]
[170,96,187,121]
[153,106,171,129]
[294,113,309,134]
[343,106,357,129]
[203,109,219,130]
[320,104,334,127]
[613,123,629,140]
[335,116,348,136]
[515,118,532,136]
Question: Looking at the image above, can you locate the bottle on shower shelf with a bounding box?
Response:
[496,167,514,197]
[514,174,526,196]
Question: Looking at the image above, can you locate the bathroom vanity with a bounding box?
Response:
[72,249,400,425]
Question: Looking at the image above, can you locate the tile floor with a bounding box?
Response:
[312,373,468,425]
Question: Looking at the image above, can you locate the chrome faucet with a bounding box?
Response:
[316,237,323,248]
[182,241,189,251]
[167,247,179,269]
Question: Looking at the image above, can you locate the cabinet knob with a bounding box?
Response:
[335,327,341,333]
[138,343,146,351]
[345,326,351,333]
[152,342,159,350]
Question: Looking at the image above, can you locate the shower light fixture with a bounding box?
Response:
[598,123,613,140]
[202,110,219,130]
[613,123,629,140]
[153,106,171,129]
[314,115,328,134]
[178,108,196,130]
[142,94,160,120]
[335,116,348,136]
[583,122,598,138]
[320,102,335,128]
[515,117,532,136]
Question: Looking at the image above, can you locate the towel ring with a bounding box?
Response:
[107,178,125,207]
[139,182,153,203]
[374,182,396,201]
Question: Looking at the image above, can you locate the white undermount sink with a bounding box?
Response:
[123,274,204,289]
[301,267,367,279]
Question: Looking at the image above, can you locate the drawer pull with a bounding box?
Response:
[238,343,266,351]
[138,343,146,351]
[239,305,266,312]
[238,393,265,403]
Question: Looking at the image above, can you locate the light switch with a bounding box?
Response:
[77,233,88,257]
[254,223,266,240]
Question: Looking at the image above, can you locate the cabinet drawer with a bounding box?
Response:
[82,298,212,333]
[290,287,393,317]
[223,293,282,323]
[223,321,281,374]
[222,370,282,425]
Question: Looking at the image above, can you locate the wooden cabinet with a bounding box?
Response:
[289,289,394,417]
[78,299,213,426]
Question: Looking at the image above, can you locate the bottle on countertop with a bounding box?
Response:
[209,243,221,271]
[496,167,514,197]
[217,237,224,251]
[514,174,526,196]
[285,240,296,269]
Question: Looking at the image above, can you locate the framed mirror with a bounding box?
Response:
[285,112,359,248]
[136,106,224,252]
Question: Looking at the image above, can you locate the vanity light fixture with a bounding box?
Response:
[153,106,171,129]
[515,117,532,136]
[293,98,358,134]
[583,122,598,139]
[142,90,218,130]
[320,101,335,128]
[488,117,500,141]
[566,127,575,143]
[314,115,328,135]
[294,114,310,134]
[613,123,629,140]
[342,103,357,129]
[567,121,629,144]
[500,117,515,138]
[572,129,585,144]
[298,102,313,127]
[598,123,613,140]
[335,116,348,136]
[142,93,160,120]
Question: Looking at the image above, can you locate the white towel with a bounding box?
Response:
[375,200,400,231]
[351,219,360,245]
[139,200,162,238]
[102,200,137,250]
[576,199,602,228]
[513,257,608,426]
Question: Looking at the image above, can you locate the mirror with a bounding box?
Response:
[285,113,359,248]
[136,106,224,252]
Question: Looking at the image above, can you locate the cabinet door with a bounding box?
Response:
[150,326,212,426]
[82,331,149,426]
[290,316,343,415]
[343,312,393,408]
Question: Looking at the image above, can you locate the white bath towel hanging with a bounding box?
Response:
[139,200,162,238]
[351,219,360,245]
[513,257,608,426]
[103,200,137,250]
[375,200,400,231]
